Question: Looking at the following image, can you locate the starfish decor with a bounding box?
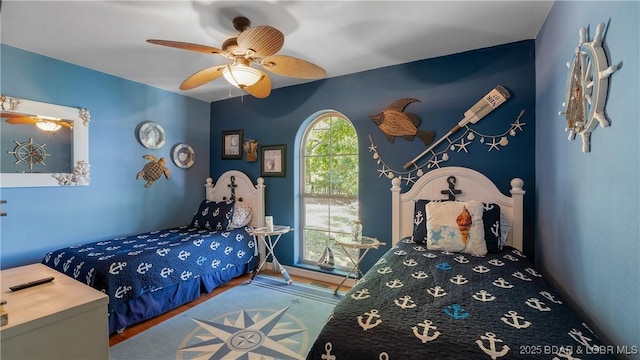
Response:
[370,109,526,185]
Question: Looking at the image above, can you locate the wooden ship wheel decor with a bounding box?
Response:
[560,22,619,153]
[8,137,51,172]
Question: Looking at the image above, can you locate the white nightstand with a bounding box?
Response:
[0,263,109,359]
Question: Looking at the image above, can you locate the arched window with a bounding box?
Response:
[299,112,359,270]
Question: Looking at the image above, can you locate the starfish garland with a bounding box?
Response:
[369,109,526,184]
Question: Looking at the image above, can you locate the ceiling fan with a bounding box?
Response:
[147,16,326,99]
[1,111,72,132]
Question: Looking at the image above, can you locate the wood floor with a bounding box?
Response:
[109,271,347,347]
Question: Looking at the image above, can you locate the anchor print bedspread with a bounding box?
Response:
[42,225,256,313]
[307,238,615,359]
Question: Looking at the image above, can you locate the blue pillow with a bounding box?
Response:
[482,203,502,253]
[412,199,431,244]
[191,200,235,230]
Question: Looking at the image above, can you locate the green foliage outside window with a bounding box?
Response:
[301,115,359,269]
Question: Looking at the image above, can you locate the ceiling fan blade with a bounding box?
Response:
[147,39,225,55]
[237,26,284,58]
[54,120,73,129]
[245,71,272,98]
[261,55,326,79]
[180,65,226,90]
[3,113,73,129]
[1,111,32,119]
[3,115,38,125]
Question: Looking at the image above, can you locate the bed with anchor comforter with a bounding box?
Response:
[42,225,257,333]
[307,238,615,359]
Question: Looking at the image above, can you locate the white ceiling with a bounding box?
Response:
[1,1,553,103]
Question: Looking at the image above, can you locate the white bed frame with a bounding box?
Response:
[204,170,266,229]
[391,166,525,251]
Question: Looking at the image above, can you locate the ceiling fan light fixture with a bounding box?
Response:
[36,121,62,132]
[222,59,262,89]
[148,16,324,98]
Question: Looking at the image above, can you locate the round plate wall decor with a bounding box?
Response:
[137,121,166,149]
[172,143,195,169]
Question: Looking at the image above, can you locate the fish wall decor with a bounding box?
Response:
[369,98,435,146]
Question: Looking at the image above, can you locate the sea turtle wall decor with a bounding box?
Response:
[136,155,170,187]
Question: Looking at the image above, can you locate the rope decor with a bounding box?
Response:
[223,175,243,202]
[369,109,526,185]
[441,176,462,201]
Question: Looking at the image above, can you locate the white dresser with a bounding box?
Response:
[0,263,109,359]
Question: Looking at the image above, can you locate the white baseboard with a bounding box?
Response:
[264,261,356,288]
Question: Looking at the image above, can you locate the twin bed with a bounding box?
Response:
[307,167,614,359]
[42,170,265,334]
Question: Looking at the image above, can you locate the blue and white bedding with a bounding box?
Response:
[307,238,615,359]
[42,225,256,315]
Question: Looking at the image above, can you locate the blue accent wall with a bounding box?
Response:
[209,40,537,272]
[0,45,211,269]
[535,1,639,354]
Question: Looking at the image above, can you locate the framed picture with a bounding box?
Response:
[261,144,286,177]
[222,130,243,160]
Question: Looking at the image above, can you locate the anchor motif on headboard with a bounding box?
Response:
[223,175,243,202]
[440,176,462,201]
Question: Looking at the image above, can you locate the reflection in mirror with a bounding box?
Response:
[0,95,90,187]
[1,115,73,174]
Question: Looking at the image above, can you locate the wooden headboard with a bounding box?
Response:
[204,170,266,228]
[391,167,525,251]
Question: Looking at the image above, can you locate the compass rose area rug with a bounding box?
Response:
[109,275,340,360]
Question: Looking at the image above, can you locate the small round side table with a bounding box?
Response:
[248,225,293,284]
[334,236,385,293]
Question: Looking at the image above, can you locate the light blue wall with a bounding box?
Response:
[0,45,211,269]
[209,40,537,272]
[535,1,639,355]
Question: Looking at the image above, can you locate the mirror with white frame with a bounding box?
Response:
[1,95,90,187]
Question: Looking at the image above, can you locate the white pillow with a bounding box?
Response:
[229,201,252,229]
[426,200,487,256]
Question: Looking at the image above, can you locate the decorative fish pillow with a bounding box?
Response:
[426,200,487,256]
